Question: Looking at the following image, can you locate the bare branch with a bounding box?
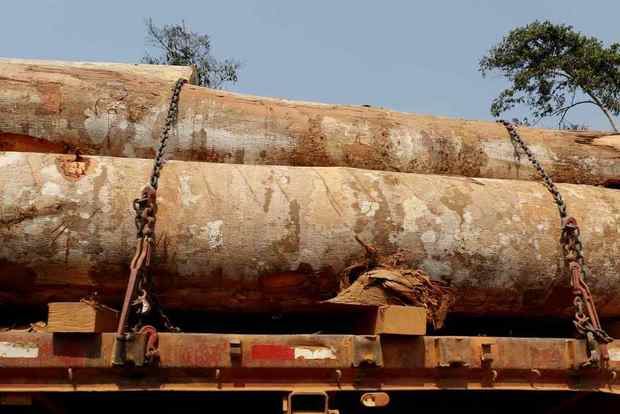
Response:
[552,100,597,116]
[579,88,619,132]
[145,18,176,58]
[141,18,240,89]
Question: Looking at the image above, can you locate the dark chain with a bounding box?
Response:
[497,120,612,354]
[150,78,187,191]
[134,268,180,332]
[134,78,187,239]
[126,78,187,334]
[498,120,568,219]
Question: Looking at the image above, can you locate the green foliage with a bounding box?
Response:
[480,21,620,131]
[142,18,240,89]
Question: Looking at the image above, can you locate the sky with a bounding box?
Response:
[2,0,619,130]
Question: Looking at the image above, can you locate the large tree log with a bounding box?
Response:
[1,152,619,317]
[1,59,619,185]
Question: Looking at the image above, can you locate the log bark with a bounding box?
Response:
[1,152,619,317]
[1,59,619,185]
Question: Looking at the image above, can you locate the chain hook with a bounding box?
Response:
[115,79,186,343]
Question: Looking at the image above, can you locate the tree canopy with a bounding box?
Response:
[480,21,620,131]
[142,18,240,89]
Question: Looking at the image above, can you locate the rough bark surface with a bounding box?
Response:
[1,152,619,317]
[1,59,619,185]
[0,58,197,155]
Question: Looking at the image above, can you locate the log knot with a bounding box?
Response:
[55,154,90,181]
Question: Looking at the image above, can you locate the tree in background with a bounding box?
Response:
[480,21,620,131]
[142,18,240,89]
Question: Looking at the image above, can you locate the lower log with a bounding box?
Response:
[1,151,619,317]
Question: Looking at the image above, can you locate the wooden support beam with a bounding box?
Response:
[47,302,118,333]
[357,305,427,336]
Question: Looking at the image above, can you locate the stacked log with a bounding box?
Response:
[0,60,619,318]
[1,59,619,185]
[1,152,619,317]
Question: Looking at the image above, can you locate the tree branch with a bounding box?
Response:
[146,19,176,59]
[552,100,597,128]
[582,90,619,132]
[554,70,619,132]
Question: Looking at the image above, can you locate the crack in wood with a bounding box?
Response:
[0,203,65,228]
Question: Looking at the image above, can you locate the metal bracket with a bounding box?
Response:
[352,335,383,367]
[481,342,495,368]
[435,337,471,368]
[111,325,159,366]
[286,392,334,414]
[229,339,241,364]
[111,333,148,366]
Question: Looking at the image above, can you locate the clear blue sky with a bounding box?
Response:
[2,0,619,129]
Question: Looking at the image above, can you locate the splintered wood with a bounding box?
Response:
[327,238,455,329]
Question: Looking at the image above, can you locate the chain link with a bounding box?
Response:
[118,79,187,335]
[497,120,612,359]
[133,78,187,240]
[498,120,568,219]
[150,78,187,191]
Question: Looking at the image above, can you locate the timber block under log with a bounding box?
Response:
[47,302,118,333]
[356,305,427,336]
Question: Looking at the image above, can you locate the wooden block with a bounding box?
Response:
[47,301,118,333]
[357,305,427,336]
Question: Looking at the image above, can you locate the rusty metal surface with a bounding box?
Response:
[351,336,383,367]
[0,332,617,394]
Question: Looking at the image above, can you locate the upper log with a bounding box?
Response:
[1,59,619,185]
[1,151,619,317]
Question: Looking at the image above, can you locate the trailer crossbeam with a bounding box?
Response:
[0,332,617,394]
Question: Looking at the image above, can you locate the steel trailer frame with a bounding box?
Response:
[0,332,617,395]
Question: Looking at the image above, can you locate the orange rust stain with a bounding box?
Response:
[35,82,62,114]
[343,142,384,169]
[0,132,70,153]
[55,155,91,181]
[259,272,309,291]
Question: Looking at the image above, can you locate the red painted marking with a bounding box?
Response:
[251,344,294,360]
